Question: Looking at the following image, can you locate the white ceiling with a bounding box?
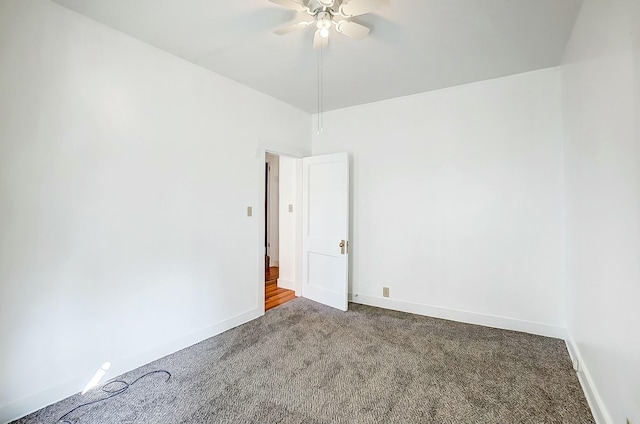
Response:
[51,0,583,113]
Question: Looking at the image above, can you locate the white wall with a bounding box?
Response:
[561,0,640,422]
[0,0,310,421]
[277,156,301,293]
[312,68,567,337]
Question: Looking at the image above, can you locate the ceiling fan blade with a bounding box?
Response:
[274,20,314,35]
[335,20,370,40]
[313,30,329,50]
[338,0,382,17]
[268,0,309,13]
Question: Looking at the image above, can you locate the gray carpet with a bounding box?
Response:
[13,298,593,423]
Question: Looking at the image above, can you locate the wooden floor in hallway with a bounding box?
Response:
[265,266,296,311]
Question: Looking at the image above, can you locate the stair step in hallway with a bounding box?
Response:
[265,267,296,311]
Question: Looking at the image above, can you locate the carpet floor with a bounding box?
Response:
[14,298,593,423]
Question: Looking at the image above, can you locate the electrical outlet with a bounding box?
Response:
[288,204,294,213]
[247,206,252,217]
[382,287,389,298]
[627,418,632,424]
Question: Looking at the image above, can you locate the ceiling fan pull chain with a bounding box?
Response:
[317,41,322,135]
[320,42,324,133]
[317,42,324,134]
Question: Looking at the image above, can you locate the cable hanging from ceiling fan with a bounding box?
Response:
[317,37,324,135]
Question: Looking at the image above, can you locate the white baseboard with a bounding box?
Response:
[0,308,263,424]
[565,338,612,424]
[349,294,566,339]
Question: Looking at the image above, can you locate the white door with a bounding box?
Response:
[302,152,349,311]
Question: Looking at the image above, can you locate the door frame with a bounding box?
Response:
[255,140,307,314]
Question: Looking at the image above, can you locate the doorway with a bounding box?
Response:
[257,149,350,313]
[264,153,296,311]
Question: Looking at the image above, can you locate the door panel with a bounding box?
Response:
[302,152,349,311]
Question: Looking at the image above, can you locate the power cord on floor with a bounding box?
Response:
[58,370,171,423]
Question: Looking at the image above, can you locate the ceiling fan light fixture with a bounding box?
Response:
[316,12,332,37]
[270,0,379,48]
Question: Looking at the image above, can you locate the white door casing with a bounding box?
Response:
[301,152,349,311]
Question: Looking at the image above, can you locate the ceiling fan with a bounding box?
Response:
[270,0,381,49]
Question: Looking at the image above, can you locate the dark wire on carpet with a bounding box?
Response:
[58,370,171,424]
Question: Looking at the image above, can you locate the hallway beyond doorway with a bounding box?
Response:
[265,267,296,311]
